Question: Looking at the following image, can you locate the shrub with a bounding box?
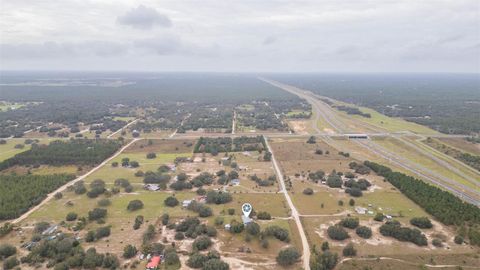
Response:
[192,236,212,251]
[215,216,224,226]
[342,243,357,256]
[95,226,111,239]
[197,205,213,217]
[206,226,217,237]
[87,179,106,198]
[143,224,156,244]
[410,217,433,229]
[85,230,95,242]
[103,253,119,269]
[186,253,207,268]
[432,238,443,247]
[97,198,111,207]
[0,244,16,259]
[454,235,464,244]
[379,220,428,246]
[74,182,87,194]
[130,161,139,167]
[111,162,118,167]
[257,211,271,220]
[88,208,107,221]
[246,222,260,236]
[349,198,355,206]
[321,241,330,251]
[327,225,349,240]
[175,232,185,240]
[114,178,130,188]
[203,259,229,270]
[127,200,144,211]
[146,152,156,159]
[326,172,343,188]
[227,208,235,215]
[345,187,363,197]
[303,188,314,195]
[161,213,169,225]
[374,213,384,222]
[339,217,359,229]
[123,245,137,258]
[164,196,179,207]
[3,256,19,270]
[66,212,78,221]
[164,248,180,266]
[264,225,289,242]
[54,192,63,199]
[355,226,372,239]
[276,247,300,266]
[133,215,144,230]
[124,185,134,193]
[229,220,244,233]
[206,191,232,204]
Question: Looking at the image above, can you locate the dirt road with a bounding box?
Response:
[264,136,310,269]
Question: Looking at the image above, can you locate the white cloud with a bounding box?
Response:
[117,5,172,30]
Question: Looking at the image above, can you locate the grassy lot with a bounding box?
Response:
[1,165,81,176]
[438,137,480,155]
[286,110,310,117]
[415,138,480,182]
[0,101,26,111]
[236,104,255,111]
[288,179,348,215]
[339,253,480,270]
[0,138,60,162]
[326,98,439,134]
[113,116,136,122]
[124,138,195,153]
[373,137,477,189]
[348,106,438,134]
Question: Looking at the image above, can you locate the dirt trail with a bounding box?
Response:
[264,135,310,270]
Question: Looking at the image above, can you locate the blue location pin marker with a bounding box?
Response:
[242,203,252,217]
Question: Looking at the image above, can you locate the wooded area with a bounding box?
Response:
[0,139,122,170]
[0,174,75,220]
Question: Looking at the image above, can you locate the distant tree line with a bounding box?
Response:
[333,105,371,118]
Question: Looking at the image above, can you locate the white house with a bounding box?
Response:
[182,200,192,208]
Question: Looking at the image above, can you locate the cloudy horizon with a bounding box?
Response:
[1,0,479,73]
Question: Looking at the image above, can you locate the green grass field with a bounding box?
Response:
[0,101,27,111]
[373,137,477,190]
[112,116,136,122]
[0,138,60,162]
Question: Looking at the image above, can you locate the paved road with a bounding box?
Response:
[13,138,141,224]
[264,136,310,270]
[261,77,480,206]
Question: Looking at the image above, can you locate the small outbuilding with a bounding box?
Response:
[146,256,161,270]
[182,200,192,208]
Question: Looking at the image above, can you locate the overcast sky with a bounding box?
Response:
[1,0,479,72]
